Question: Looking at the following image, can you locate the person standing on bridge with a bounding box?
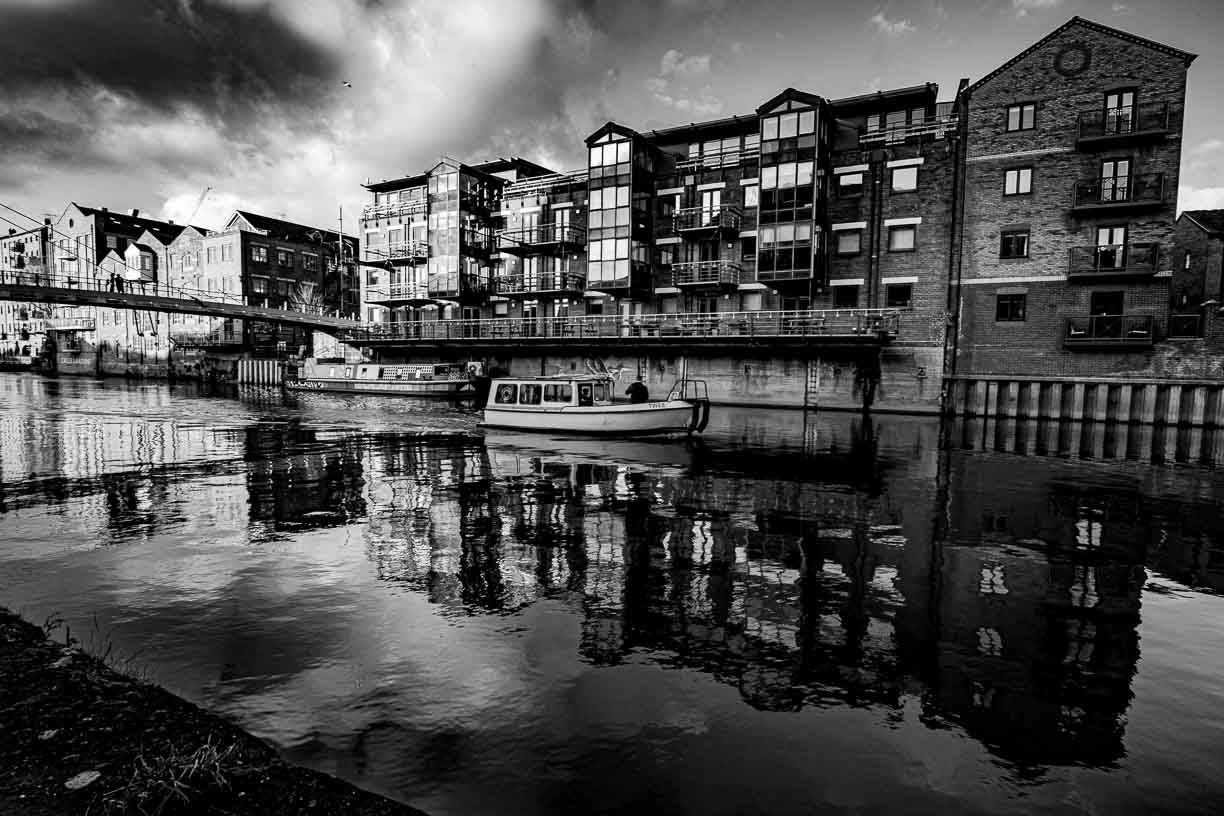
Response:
[107,272,117,292]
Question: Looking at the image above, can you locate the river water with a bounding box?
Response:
[1,373,1222,815]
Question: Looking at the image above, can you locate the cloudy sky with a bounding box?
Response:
[0,0,1221,235]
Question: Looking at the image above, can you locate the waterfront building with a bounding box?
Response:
[360,157,551,328]
[1173,210,1224,344]
[0,223,52,357]
[952,17,1194,378]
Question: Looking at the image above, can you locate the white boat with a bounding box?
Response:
[480,375,710,436]
[287,358,477,397]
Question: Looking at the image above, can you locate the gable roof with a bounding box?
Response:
[756,88,825,115]
[967,16,1196,95]
[1180,210,1224,235]
[227,210,357,250]
[585,121,641,146]
[72,203,206,243]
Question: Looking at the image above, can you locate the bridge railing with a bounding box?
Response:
[340,308,902,343]
[0,267,339,317]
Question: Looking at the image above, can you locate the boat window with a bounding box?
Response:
[328,367,336,377]
[593,382,609,402]
[344,366,353,379]
[543,383,573,403]
[519,383,543,405]
[360,367,369,376]
[494,383,518,404]
[578,384,594,406]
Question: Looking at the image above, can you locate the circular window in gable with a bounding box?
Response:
[1054,43,1091,77]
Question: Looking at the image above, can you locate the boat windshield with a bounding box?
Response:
[592,382,609,402]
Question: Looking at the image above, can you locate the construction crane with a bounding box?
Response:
[186,186,212,226]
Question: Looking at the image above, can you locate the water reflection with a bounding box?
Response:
[3,374,1224,813]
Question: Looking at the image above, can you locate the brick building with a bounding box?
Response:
[1172,210,1224,343]
[952,17,1195,378]
[0,223,52,357]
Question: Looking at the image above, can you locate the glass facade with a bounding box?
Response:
[757,102,821,281]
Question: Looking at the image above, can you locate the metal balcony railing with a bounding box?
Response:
[366,240,429,264]
[860,113,959,145]
[1077,101,1170,144]
[671,260,741,287]
[1072,173,1166,210]
[497,223,586,252]
[462,228,494,252]
[494,272,585,295]
[43,316,96,331]
[675,150,757,171]
[170,329,242,347]
[673,206,743,233]
[1168,313,1203,338]
[361,198,428,221]
[338,308,902,344]
[1067,242,1160,278]
[1064,314,1156,348]
[366,282,431,303]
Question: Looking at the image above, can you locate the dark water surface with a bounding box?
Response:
[2,373,1223,815]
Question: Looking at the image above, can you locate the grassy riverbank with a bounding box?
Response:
[0,607,425,815]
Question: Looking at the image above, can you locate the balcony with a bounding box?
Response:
[671,206,743,235]
[1064,314,1156,350]
[675,150,757,172]
[365,240,428,265]
[361,198,428,221]
[43,317,95,332]
[1076,102,1170,149]
[496,223,586,255]
[860,113,958,146]
[494,272,585,296]
[170,329,242,347]
[366,282,431,305]
[672,260,741,288]
[462,228,494,254]
[1067,242,1160,280]
[1072,173,1166,214]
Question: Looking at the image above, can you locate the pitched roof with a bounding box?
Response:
[967,16,1196,95]
[1180,210,1224,235]
[756,88,825,115]
[228,210,356,249]
[72,204,207,243]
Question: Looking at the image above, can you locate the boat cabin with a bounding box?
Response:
[490,377,614,408]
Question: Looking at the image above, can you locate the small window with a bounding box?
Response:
[494,383,518,404]
[543,383,573,403]
[838,172,864,197]
[833,285,859,308]
[888,225,916,252]
[996,293,1027,322]
[885,283,913,308]
[744,185,759,208]
[1184,250,1191,270]
[1000,229,1030,259]
[251,245,268,262]
[276,250,291,266]
[1006,102,1036,132]
[1004,168,1032,196]
[519,383,542,405]
[836,230,862,255]
[106,235,117,249]
[891,166,918,192]
[251,277,268,293]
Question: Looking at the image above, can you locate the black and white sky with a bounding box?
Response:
[1,0,1221,234]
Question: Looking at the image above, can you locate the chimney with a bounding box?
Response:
[129,208,140,217]
[102,207,108,213]
[8,228,14,235]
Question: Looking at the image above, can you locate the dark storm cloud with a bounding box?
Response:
[0,0,341,115]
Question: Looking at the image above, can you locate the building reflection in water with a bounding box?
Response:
[5,383,1224,774]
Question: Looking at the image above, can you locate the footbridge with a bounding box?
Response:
[0,269,360,333]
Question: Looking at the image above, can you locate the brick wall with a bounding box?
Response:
[956,19,1191,378]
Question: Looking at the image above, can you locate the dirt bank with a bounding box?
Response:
[0,607,426,815]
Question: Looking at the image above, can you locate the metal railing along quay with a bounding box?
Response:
[339,308,901,344]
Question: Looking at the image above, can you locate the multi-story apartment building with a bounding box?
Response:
[1172,210,1224,344]
[0,223,53,356]
[952,17,1194,378]
[167,210,360,356]
[360,157,551,328]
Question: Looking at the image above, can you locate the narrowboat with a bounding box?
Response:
[287,358,478,397]
[480,375,710,436]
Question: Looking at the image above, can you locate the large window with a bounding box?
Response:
[1004,167,1032,196]
[996,293,1027,322]
[837,173,864,197]
[1006,102,1036,132]
[833,285,859,308]
[587,236,630,285]
[885,283,913,308]
[888,225,916,252]
[1000,229,1030,259]
[589,140,631,167]
[891,166,918,192]
[836,230,862,255]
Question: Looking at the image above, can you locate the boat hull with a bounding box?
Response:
[286,378,472,397]
[481,400,695,435]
